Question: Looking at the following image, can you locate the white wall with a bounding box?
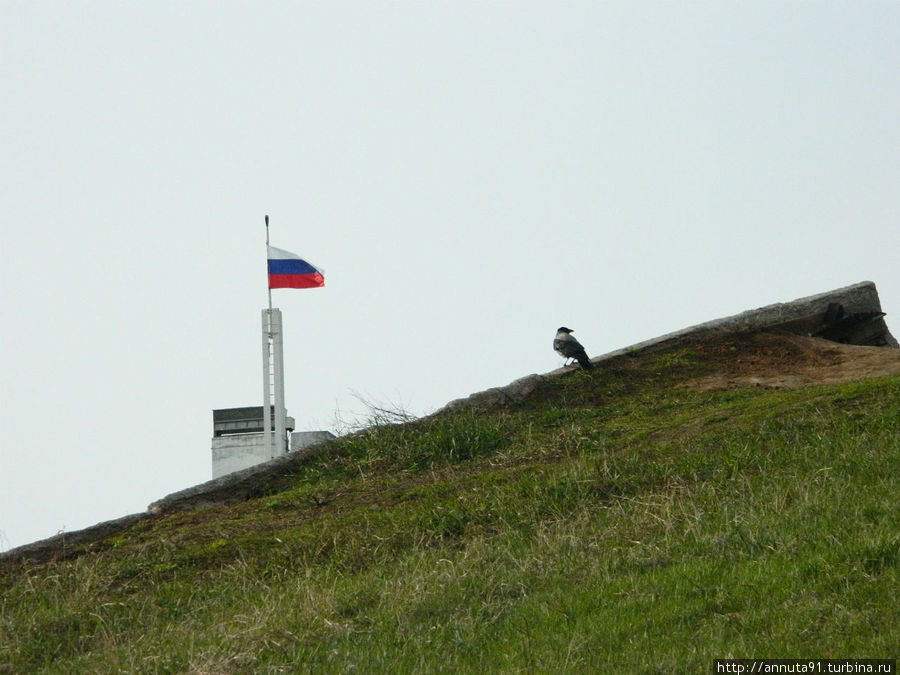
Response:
[211,435,270,479]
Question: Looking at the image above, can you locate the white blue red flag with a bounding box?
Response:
[267,246,325,289]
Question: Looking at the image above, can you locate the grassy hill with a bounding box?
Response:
[2,331,898,673]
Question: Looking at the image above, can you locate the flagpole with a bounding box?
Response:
[265,215,273,314]
[262,215,273,459]
[263,214,287,459]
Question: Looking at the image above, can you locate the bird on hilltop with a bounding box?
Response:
[554,327,593,370]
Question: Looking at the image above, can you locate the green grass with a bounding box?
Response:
[1,346,898,673]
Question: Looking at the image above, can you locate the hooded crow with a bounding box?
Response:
[554,327,593,370]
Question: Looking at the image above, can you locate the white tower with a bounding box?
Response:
[262,307,287,459]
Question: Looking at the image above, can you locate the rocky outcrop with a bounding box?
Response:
[618,280,896,350]
[439,281,896,414]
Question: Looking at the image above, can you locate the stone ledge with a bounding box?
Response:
[148,443,329,515]
[0,513,148,564]
[4,281,894,563]
[437,281,896,414]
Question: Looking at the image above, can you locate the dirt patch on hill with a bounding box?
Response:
[683,331,900,391]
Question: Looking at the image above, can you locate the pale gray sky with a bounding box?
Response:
[2,2,898,550]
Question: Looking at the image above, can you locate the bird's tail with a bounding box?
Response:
[576,353,593,370]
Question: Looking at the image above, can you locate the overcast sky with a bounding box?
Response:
[2,2,898,551]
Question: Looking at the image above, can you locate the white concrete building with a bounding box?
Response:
[211,406,335,479]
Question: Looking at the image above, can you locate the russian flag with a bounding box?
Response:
[267,245,325,289]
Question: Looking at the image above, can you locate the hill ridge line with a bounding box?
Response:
[3,280,895,562]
